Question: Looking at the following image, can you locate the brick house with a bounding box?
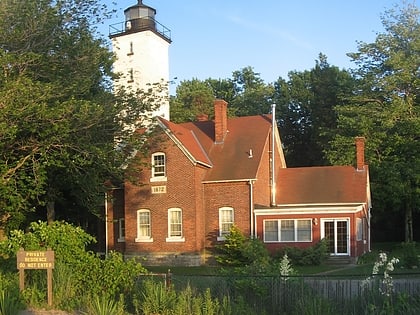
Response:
[106,99,371,265]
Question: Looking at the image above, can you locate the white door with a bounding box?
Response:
[322,219,349,255]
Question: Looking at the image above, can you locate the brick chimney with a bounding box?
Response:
[214,99,228,143]
[355,136,365,171]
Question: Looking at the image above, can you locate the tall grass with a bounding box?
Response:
[81,294,125,315]
[0,290,21,315]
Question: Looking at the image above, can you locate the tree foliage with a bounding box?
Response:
[0,0,156,231]
[326,2,420,241]
[0,221,147,306]
[170,67,274,122]
[274,54,356,166]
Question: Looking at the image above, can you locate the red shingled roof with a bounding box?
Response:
[276,166,369,205]
[158,118,212,167]
[158,114,273,181]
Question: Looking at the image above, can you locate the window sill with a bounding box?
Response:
[150,176,167,183]
[166,237,185,243]
[217,236,227,241]
[117,238,125,243]
[135,237,153,243]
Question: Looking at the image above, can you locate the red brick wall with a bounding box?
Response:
[203,181,251,249]
[106,188,125,252]
[124,134,206,254]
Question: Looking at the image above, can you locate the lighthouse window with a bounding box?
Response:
[139,8,149,18]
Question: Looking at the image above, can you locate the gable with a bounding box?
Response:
[159,114,279,182]
[158,118,212,167]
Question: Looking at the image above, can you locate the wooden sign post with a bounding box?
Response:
[17,248,55,306]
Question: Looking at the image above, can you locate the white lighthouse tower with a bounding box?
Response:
[110,1,171,120]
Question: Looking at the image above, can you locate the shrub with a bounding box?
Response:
[274,239,329,266]
[215,225,272,272]
[215,225,248,266]
[399,242,419,269]
[0,272,22,315]
[0,289,21,315]
[81,294,125,315]
[0,221,147,311]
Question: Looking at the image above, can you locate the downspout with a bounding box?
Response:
[249,180,254,238]
[368,207,372,252]
[271,104,276,206]
[104,192,108,257]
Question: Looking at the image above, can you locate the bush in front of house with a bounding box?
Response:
[215,225,273,274]
[273,239,329,266]
[399,242,419,269]
[0,220,147,312]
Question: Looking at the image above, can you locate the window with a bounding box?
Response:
[218,207,234,240]
[166,208,184,242]
[151,152,167,181]
[264,220,278,242]
[356,218,363,241]
[136,209,152,242]
[263,219,312,242]
[118,218,125,242]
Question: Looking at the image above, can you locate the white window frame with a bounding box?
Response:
[117,218,125,242]
[150,152,167,182]
[135,209,153,242]
[166,208,184,242]
[217,207,234,241]
[356,218,363,241]
[263,219,312,243]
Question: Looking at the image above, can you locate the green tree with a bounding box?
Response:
[274,54,356,166]
[169,78,215,123]
[327,3,420,241]
[230,66,275,116]
[170,67,274,123]
[0,0,155,231]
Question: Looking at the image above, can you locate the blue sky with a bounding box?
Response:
[99,0,413,86]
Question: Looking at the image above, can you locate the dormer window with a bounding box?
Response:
[151,152,167,182]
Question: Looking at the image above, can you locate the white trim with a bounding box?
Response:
[263,218,312,243]
[136,209,152,241]
[135,237,154,243]
[218,206,234,240]
[202,178,257,184]
[258,202,367,208]
[117,218,125,243]
[254,204,364,216]
[165,236,185,242]
[321,218,351,256]
[168,208,183,239]
[150,176,167,183]
[151,152,166,180]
